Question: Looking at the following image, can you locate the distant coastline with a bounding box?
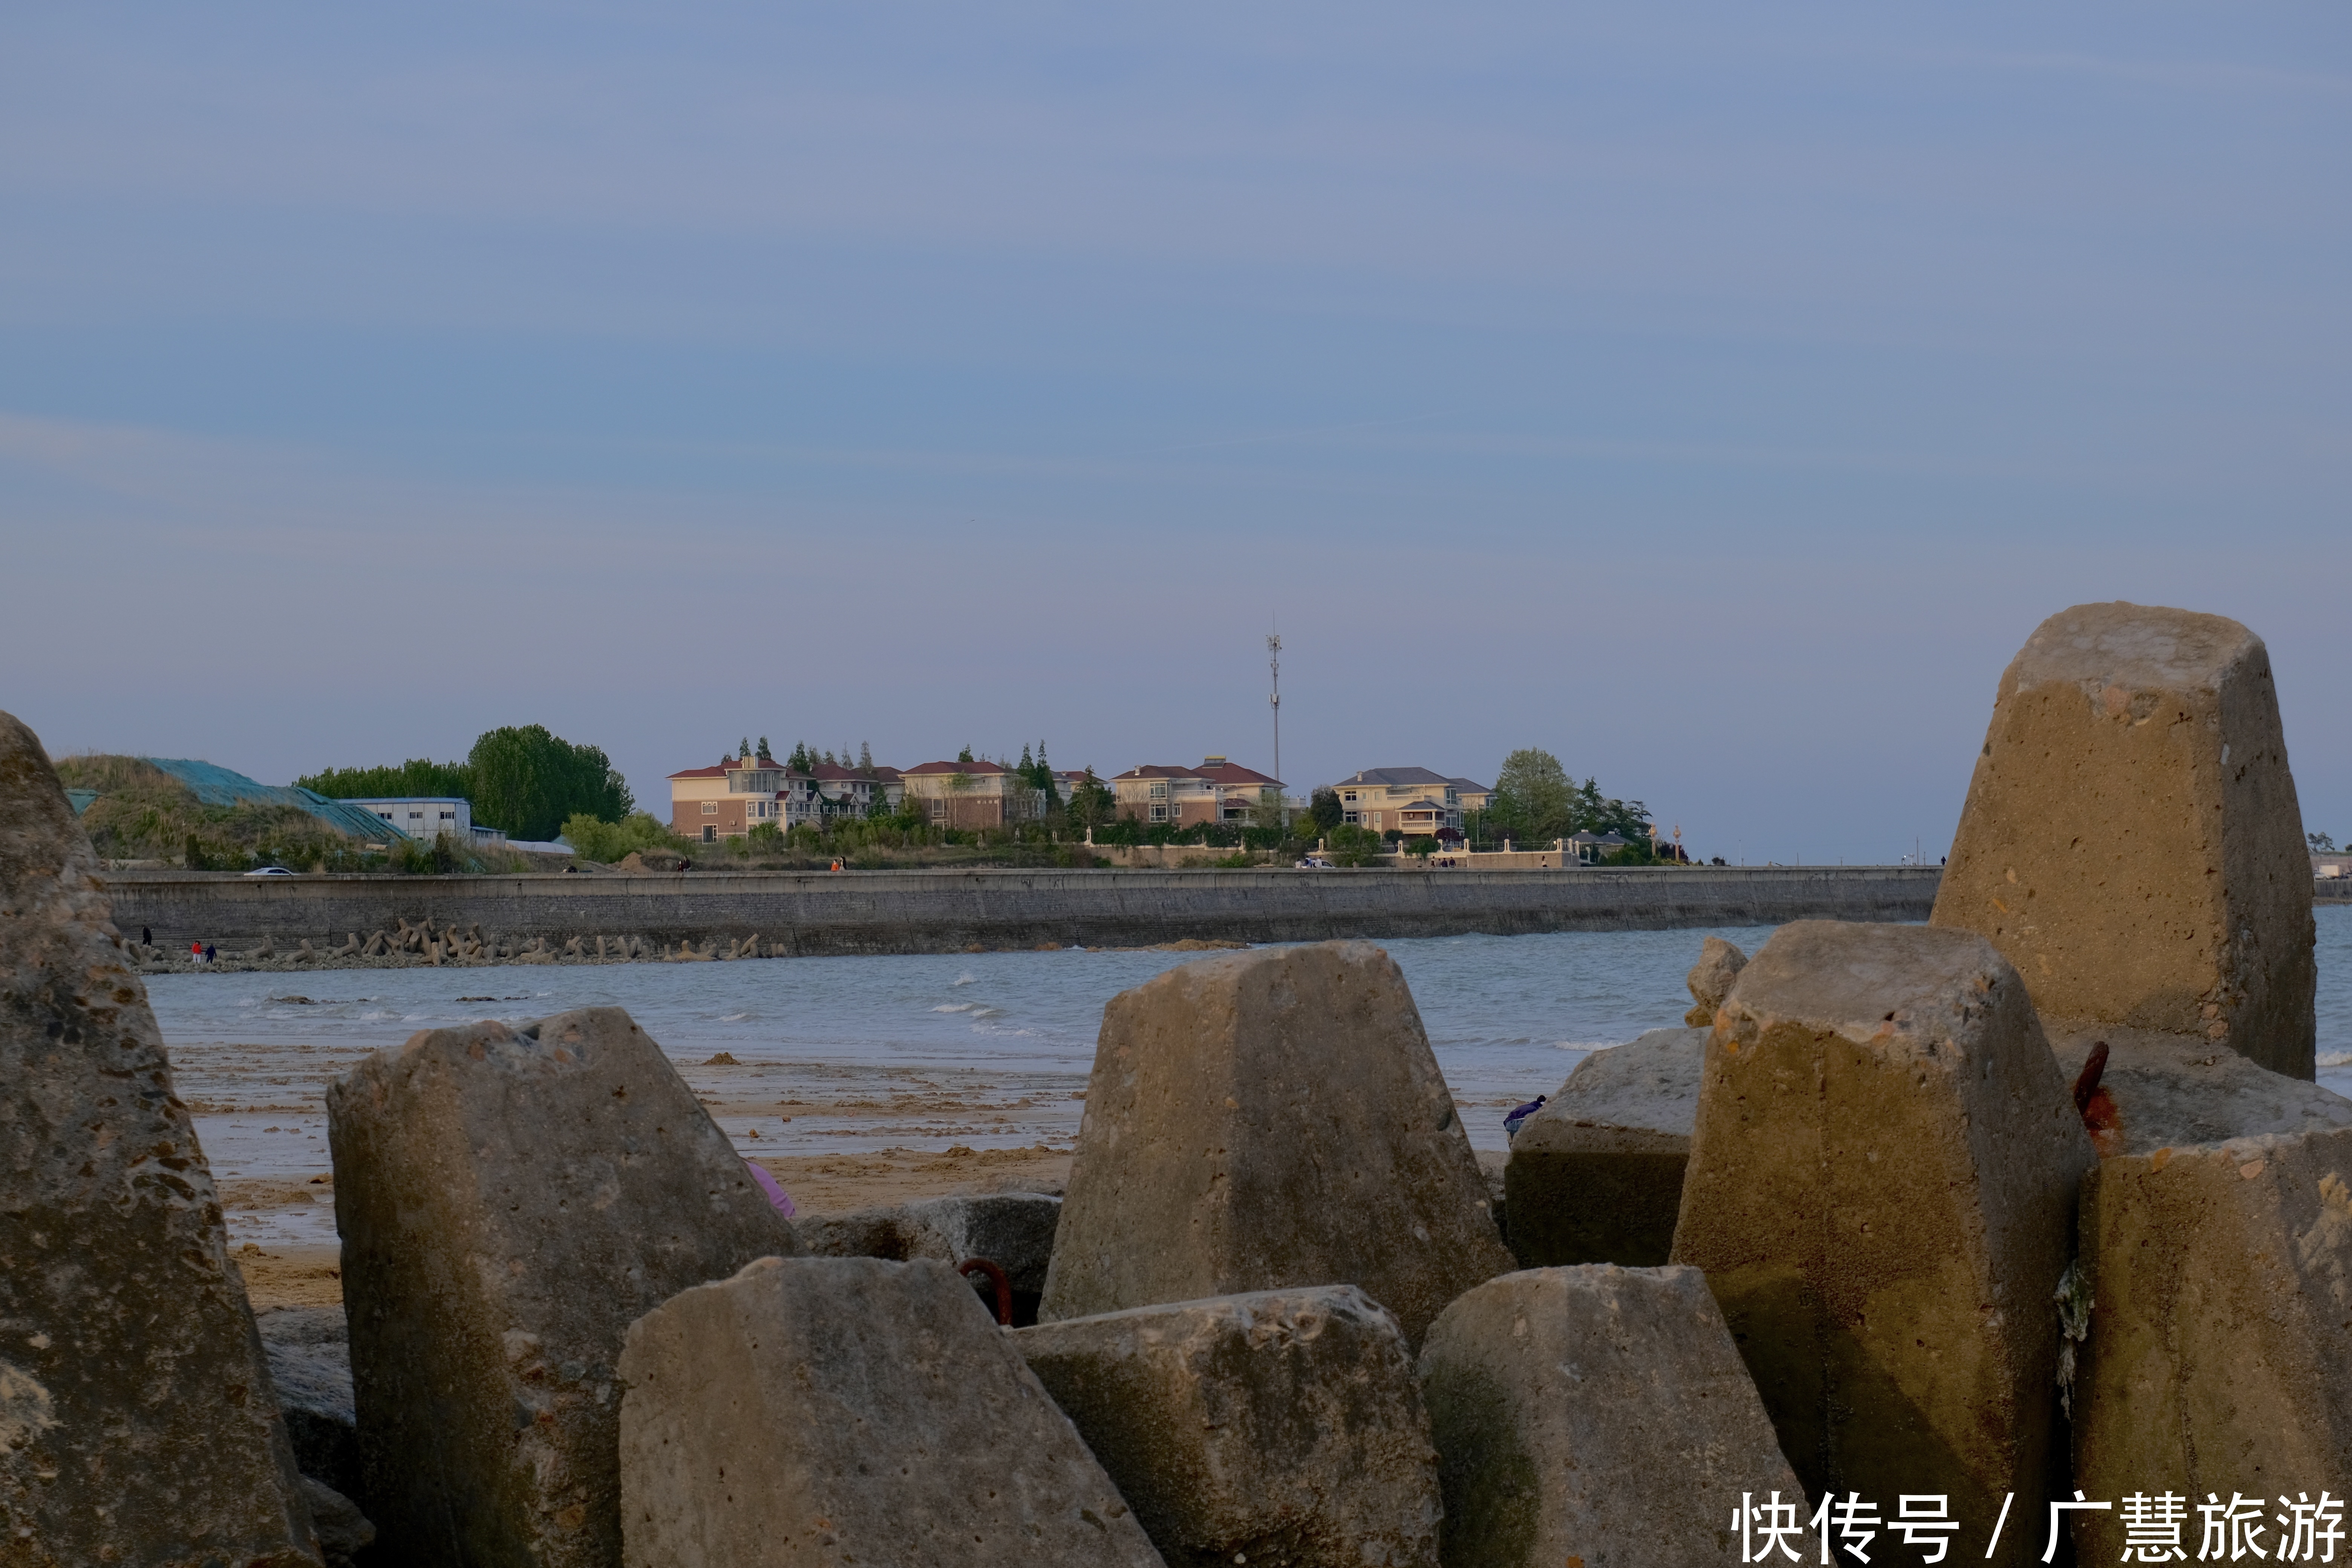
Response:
[104,864,1942,966]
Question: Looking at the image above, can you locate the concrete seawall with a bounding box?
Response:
[103,865,1942,956]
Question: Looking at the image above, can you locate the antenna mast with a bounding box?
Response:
[1267,623,1283,819]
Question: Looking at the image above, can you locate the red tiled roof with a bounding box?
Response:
[809,762,874,781]
[1113,760,1282,788]
[901,759,1008,775]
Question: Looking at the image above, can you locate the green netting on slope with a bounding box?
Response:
[140,758,412,841]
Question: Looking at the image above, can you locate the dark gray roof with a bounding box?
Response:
[1446,776,1492,795]
[1340,767,1454,788]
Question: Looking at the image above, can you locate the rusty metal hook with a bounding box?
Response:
[959,1257,1012,1326]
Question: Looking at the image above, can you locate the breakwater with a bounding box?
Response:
[104,865,1940,958]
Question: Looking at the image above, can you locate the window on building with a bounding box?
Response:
[701,801,719,815]
[1149,781,1168,800]
[439,810,455,820]
[702,825,716,843]
[929,799,947,821]
[1149,804,1168,822]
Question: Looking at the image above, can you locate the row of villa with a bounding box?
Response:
[662,752,1510,847]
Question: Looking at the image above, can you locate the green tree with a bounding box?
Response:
[859,741,874,773]
[1066,767,1115,831]
[467,725,632,841]
[1491,748,1574,843]
[957,745,975,764]
[757,735,771,760]
[2313,831,2339,853]
[295,756,473,800]
[1309,787,1344,833]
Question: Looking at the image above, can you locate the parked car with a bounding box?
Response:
[1295,856,1333,869]
[241,866,297,877]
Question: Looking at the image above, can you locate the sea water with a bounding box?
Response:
[147,908,2352,1104]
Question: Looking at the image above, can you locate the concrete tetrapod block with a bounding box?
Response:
[2050,1026,2352,1557]
[1503,1026,1704,1268]
[0,710,322,1566]
[1931,600,2316,1077]
[1418,1265,1801,1568]
[1014,1284,1439,1568]
[796,1191,1061,1322]
[618,1255,1166,1567]
[1684,936,1749,1026]
[1669,921,2093,1563]
[327,1006,802,1568]
[1039,942,1513,1347]
[257,1305,362,1504]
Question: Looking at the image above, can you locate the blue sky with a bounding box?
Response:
[4,3,2346,860]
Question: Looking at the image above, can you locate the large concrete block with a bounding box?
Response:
[258,1305,361,1503]
[796,1191,1060,1323]
[1669,921,2093,1562]
[1014,1285,1439,1567]
[1418,1265,1800,1568]
[2050,1025,2352,1556]
[1931,601,2316,1077]
[0,710,320,1565]
[1503,1026,1703,1268]
[327,1006,801,1568]
[1040,942,1512,1346]
[618,1255,1166,1566]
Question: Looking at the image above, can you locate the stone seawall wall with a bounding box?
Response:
[102,866,1942,956]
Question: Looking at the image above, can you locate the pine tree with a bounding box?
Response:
[859,741,874,773]
[758,736,771,760]
[740,737,752,760]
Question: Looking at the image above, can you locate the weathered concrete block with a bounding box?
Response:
[258,1305,361,1503]
[619,1255,1165,1566]
[1504,1026,1704,1267]
[327,1006,801,1567]
[2044,1024,2352,1556]
[0,710,320,1565]
[1684,935,1747,1025]
[1040,942,1512,1345]
[1014,1285,1439,1568]
[1932,600,2316,1077]
[796,1191,1061,1323]
[1669,921,2093,1563]
[1418,1264,1800,1568]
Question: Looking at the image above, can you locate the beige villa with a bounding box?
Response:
[1329,767,1492,835]
[1111,756,1283,827]
[899,760,1045,830]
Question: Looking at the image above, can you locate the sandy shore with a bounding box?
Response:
[182,1037,1094,1309]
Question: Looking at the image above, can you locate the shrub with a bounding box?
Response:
[561,812,684,863]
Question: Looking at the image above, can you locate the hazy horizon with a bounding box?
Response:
[6,4,2347,862]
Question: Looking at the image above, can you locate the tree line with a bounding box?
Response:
[296,725,632,843]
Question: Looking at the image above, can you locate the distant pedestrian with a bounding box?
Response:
[142,926,152,947]
[190,942,204,964]
[204,942,217,965]
[830,858,843,873]
[1504,1094,1547,1142]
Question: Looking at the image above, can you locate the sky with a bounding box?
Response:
[3,3,2346,862]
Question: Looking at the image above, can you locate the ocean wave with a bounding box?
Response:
[720,1012,755,1022]
[952,972,978,988]
[932,1003,977,1014]
[2319,1050,2352,1069]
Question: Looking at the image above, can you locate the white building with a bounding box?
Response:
[340,797,506,844]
